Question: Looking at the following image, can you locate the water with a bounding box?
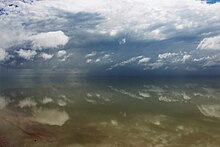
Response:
[0,77,220,147]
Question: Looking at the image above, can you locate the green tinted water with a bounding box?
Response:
[0,77,220,147]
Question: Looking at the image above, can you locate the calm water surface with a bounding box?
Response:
[0,77,220,147]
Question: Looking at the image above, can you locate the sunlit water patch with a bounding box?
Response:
[0,77,220,146]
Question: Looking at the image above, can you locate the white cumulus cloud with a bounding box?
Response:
[182,54,191,63]
[197,35,220,50]
[31,31,69,49]
[86,59,93,64]
[35,0,220,40]
[108,56,143,70]
[138,57,151,64]
[40,53,54,60]
[57,50,67,58]
[0,48,9,62]
[16,49,37,60]
[85,51,97,58]
[18,98,37,108]
[32,108,69,126]
[57,50,71,61]
[158,53,178,59]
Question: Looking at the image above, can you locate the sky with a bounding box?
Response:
[205,0,220,4]
[0,0,220,76]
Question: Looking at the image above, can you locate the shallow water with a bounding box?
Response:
[1,77,220,147]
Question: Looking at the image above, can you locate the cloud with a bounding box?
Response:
[2,0,220,45]
[144,62,164,70]
[108,56,143,70]
[32,108,69,126]
[138,57,151,64]
[158,53,178,59]
[86,59,93,63]
[57,99,67,106]
[102,54,111,59]
[95,54,112,64]
[197,35,220,50]
[157,52,192,64]
[18,98,37,108]
[0,96,8,110]
[57,50,67,58]
[0,1,32,49]
[33,0,220,41]
[190,53,220,67]
[40,53,54,60]
[85,51,97,58]
[198,104,220,118]
[138,52,193,70]
[182,54,191,63]
[42,97,54,104]
[193,56,211,62]
[0,24,29,49]
[16,49,37,60]
[85,52,113,64]
[110,30,118,36]
[200,54,220,67]
[0,48,9,62]
[1,0,220,75]
[108,86,144,100]
[56,50,72,61]
[139,91,151,98]
[119,38,126,45]
[31,31,69,49]
[117,56,143,65]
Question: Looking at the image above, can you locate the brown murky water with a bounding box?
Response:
[1,77,220,147]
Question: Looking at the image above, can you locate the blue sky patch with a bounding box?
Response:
[204,0,220,4]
